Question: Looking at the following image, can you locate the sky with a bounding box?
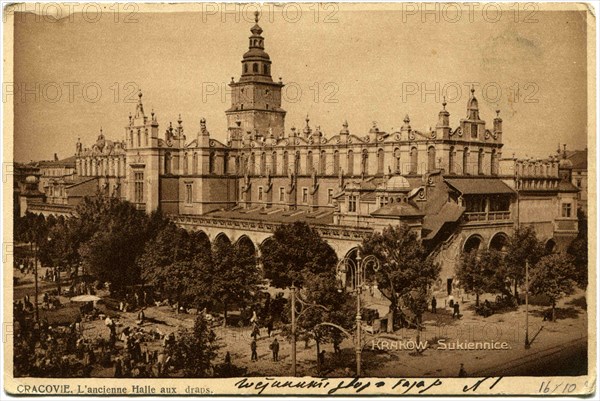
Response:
[12,3,590,162]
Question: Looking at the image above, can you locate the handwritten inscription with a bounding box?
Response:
[234,377,503,395]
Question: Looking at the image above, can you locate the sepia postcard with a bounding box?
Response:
[2,1,597,397]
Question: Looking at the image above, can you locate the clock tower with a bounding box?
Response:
[226,11,286,143]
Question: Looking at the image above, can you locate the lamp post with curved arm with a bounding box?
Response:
[336,249,380,376]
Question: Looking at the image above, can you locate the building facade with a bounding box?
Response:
[28,13,580,294]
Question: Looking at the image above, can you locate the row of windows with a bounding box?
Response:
[79,158,126,177]
[255,186,335,205]
[162,147,500,177]
[243,62,269,75]
[239,147,498,176]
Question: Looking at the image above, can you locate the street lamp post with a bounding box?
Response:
[337,249,379,376]
[525,259,530,349]
[291,283,297,377]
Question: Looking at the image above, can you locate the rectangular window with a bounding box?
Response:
[327,188,334,205]
[562,203,572,218]
[348,195,357,212]
[302,187,308,203]
[258,186,263,201]
[134,172,144,204]
[185,183,193,204]
[471,123,478,139]
[279,187,285,202]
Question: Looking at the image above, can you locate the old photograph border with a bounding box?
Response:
[2,1,597,397]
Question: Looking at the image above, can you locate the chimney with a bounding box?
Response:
[54,153,58,161]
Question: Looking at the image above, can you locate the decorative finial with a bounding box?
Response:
[305,114,310,124]
[496,109,500,117]
[404,114,410,123]
[231,76,235,83]
[254,11,260,23]
[138,90,143,99]
[470,84,475,94]
[442,96,447,110]
[343,120,348,128]
[178,114,182,124]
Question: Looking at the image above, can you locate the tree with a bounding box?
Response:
[360,224,440,328]
[261,222,338,288]
[530,253,577,321]
[456,249,504,306]
[206,238,262,326]
[503,226,545,300]
[567,209,588,288]
[290,272,355,369]
[261,222,355,368]
[139,224,211,306]
[167,315,219,377]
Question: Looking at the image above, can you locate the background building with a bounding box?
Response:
[26,14,580,294]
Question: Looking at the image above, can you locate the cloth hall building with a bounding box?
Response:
[25,14,581,293]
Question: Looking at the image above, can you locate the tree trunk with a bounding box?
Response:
[315,338,321,372]
[552,301,556,322]
[223,301,228,327]
[514,280,519,304]
[475,293,480,307]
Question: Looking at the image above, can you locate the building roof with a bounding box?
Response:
[207,208,335,225]
[422,202,465,240]
[65,177,99,197]
[567,149,587,170]
[371,202,424,218]
[445,178,515,195]
[39,155,77,168]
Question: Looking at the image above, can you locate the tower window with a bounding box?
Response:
[244,64,248,73]
[186,183,193,204]
[253,63,258,73]
[302,187,308,203]
[562,203,572,218]
[264,64,269,75]
[279,187,285,202]
[328,188,334,205]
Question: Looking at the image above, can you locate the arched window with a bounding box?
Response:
[209,152,216,174]
[223,153,228,174]
[271,151,277,175]
[478,148,484,175]
[283,151,289,175]
[244,64,248,73]
[394,148,401,173]
[463,147,469,175]
[137,129,141,147]
[294,151,300,174]
[491,149,498,175]
[183,153,189,175]
[253,63,258,73]
[193,153,198,174]
[260,152,267,175]
[377,148,384,175]
[249,153,255,175]
[449,146,455,174]
[428,146,436,172]
[264,64,269,75]
[361,149,369,175]
[165,152,172,174]
[347,150,354,176]
[410,147,418,174]
[320,150,327,175]
[307,151,314,174]
[333,150,340,172]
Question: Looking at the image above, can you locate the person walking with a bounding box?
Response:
[458,363,467,377]
[270,338,279,362]
[250,339,258,361]
[453,302,460,319]
[431,296,437,314]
